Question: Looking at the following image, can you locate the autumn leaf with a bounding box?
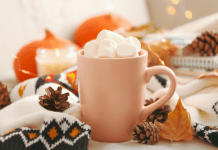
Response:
[160,98,193,142]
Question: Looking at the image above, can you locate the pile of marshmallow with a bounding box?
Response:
[84,30,142,58]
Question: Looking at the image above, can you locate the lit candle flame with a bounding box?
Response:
[55,48,60,57]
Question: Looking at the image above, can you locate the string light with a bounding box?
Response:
[171,0,179,5]
[20,70,38,76]
[12,54,22,71]
[11,54,37,77]
[185,10,193,19]
[11,54,17,59]
[167,6,176,15]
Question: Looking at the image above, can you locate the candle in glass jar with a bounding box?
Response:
[35,46,77,76]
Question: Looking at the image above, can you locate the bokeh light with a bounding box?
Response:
[171,0,179,5]
[167,6,176,15]
[185,10,193,19]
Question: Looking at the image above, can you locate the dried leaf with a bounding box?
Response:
[140,40,178,68]
[160,98,193,142]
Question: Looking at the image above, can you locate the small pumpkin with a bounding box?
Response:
[13,29,80,82]
[74,13,133,47]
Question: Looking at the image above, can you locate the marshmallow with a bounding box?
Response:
[84,40,98,57]
[98,39,117,58]
[96,29,124,46]
[124,36,141,52]
[117,42,139,58]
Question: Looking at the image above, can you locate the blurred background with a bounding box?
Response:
[147,0,218,29]
[1,0,218,76]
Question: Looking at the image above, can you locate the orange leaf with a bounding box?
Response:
[160,98,193,142]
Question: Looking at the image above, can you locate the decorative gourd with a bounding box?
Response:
[13,30,80,82]
[74,13,133,47]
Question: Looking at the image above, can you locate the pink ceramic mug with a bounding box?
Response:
[77,49,176,142]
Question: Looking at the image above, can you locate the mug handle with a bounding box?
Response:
[140,65,176,121]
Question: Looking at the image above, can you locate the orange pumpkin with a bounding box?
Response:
[74,13,133,47]
[13,29,80,82]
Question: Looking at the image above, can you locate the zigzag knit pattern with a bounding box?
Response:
[154,74,167,88]
[212,101,218,116]
[0,117,91,150]
[193,123,218,147]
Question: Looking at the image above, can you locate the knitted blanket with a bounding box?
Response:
[1,65,218,148]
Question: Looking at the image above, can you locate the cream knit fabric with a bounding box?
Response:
[0,95,81,135]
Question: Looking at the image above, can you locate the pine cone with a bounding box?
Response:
[39,86,70,112]
[187,31,218,56]
[0,82,11,110]
[133,121,160,145]
[144,98,171,123]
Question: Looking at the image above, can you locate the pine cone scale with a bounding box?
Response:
[158,105,171,113]
[0,82,11,110]
[140,133,146,139]
[215,45,218,54]
[39,86,70,112]
[45,88,52,98]
[156,115,163,120]
[59,93,69,100]
[197,35,204,41]
[146,131,150,137]
[133,122,160,145]
[215,35,218,43]
[136,128,141,134]
[188,30,218,56]
[54,100,61,105]
[205,35,211,43]
[192,40,197,48]
[198,41,204,49]
[211,39,216,48]
[194,47,200,53]
[144,98,171,123]
[57,86,62,93]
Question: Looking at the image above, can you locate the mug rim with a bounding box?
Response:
[77,49,148,60]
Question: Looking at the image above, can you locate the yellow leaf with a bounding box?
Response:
[160,98,193,142]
